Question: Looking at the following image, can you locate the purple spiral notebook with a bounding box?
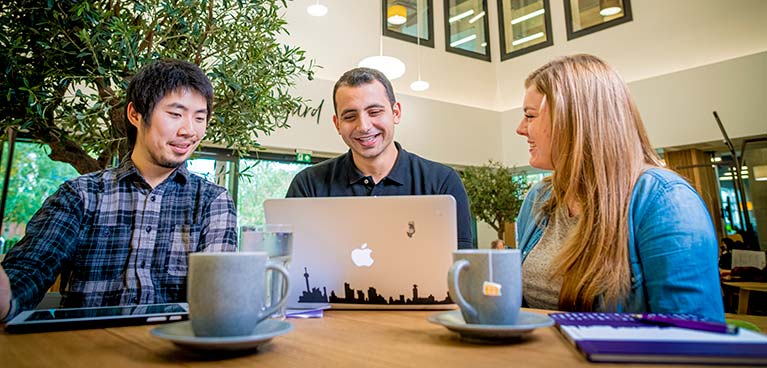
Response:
[550,313,767,365]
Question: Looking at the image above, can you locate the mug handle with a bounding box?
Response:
[448,259,478,321]
[260,262,290,319]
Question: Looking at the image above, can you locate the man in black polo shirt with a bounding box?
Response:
[286,67,474,249]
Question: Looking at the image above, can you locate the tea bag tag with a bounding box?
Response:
[482,251,502,296]
[482,281,502,296]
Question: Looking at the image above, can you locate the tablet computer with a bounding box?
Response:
[4,302,188,333]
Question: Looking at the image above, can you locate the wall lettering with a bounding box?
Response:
[292,99,325,125]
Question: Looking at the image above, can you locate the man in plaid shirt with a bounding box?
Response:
[0,60,237,321]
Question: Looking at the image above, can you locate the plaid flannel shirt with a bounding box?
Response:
[1,159,237,320]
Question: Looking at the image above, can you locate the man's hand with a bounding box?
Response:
[0,264,11,320]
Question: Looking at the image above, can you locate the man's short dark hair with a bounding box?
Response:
[332,67,396,114]
[125,59,214,149]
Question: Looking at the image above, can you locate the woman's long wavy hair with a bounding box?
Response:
[526,54,663,311]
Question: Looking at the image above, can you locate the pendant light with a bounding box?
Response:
[410,0,429,91]
[387,4,407,25]
[307,0,328,17]
[358,2,406,80]
[599,0,622,16]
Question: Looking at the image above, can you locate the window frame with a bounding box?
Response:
[563,0,633,40]
[382,0,435,48]
[443,0,492,62]
[191,146,328,206]
[497,0,554,61]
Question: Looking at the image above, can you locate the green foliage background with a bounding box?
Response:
[460,161,530,240]
[1,0,315,174]
[0,145,307,252]
[0,142,80,250]
[235,159,308,227]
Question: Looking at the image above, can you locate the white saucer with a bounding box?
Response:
[151,319,293,351]
[428,310,554,342]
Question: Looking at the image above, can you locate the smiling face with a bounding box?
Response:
[516,85,554,170]
[332,80,400,163]
[128,88,208,175]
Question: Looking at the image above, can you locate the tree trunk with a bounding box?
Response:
[47,139,104,175]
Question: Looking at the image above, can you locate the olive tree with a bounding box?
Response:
[460,161,530,241]
[0,0,315,174]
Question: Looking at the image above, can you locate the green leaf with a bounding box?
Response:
[460,161,531,240]
[1,0,317,174]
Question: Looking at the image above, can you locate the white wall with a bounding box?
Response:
[502,52,767,167]
[494,0,767,110]
[281,0,500,110]
[283,0,767,111]
[258,77,504,166]
[261,52,765,249]
[631,52,767,149]
[272,52,767,169]
[475,222,499,250]
[272,1,766,248]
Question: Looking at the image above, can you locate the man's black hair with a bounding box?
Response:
[125,59,213,148]
[332,67,396,114]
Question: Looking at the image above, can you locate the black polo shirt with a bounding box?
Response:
[286,142,474,249]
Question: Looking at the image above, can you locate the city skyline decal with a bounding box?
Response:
[298,267,453,305]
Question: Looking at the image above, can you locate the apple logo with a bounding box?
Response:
[351,243,374,267]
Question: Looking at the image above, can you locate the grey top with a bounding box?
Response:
[521,208,577,310]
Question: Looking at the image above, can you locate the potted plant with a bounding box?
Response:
[461,161,530,246]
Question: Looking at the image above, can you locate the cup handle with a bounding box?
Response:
[448,259,478,321]
[260,262,290,319]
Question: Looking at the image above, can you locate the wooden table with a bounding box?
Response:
[725,313,767,332]
[0,309,755,368]
[723,281,767,314]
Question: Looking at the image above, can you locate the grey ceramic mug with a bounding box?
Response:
[448,249,522,325]
[188,252,290,337]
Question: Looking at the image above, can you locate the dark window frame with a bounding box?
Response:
[497,0,554,61]
[563,0,633,40]
[194,146,327,165]
[190,146,329,208]
[443,0,491,62]
[382,0,435,48]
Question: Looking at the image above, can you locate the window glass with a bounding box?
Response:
[0,142,312,254]
[187,159,217,182]
[236,159,310,227]
[188,156,237,191]
[522,171,548,185]
[444,0,491,61]
[383,0,434,47]
[498,0,553,60]
[564,0,632,40]
[717,163,755,237]
[0,141,80,253]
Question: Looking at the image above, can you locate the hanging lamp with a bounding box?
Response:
[387,4,407,25]
[307,0,328,17]
[410,0,429,91]
[358,2,406,80]
[599,0,622,16]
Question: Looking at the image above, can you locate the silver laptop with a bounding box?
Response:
[264,195,457,310]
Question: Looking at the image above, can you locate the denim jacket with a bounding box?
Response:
[516,168,724,321]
